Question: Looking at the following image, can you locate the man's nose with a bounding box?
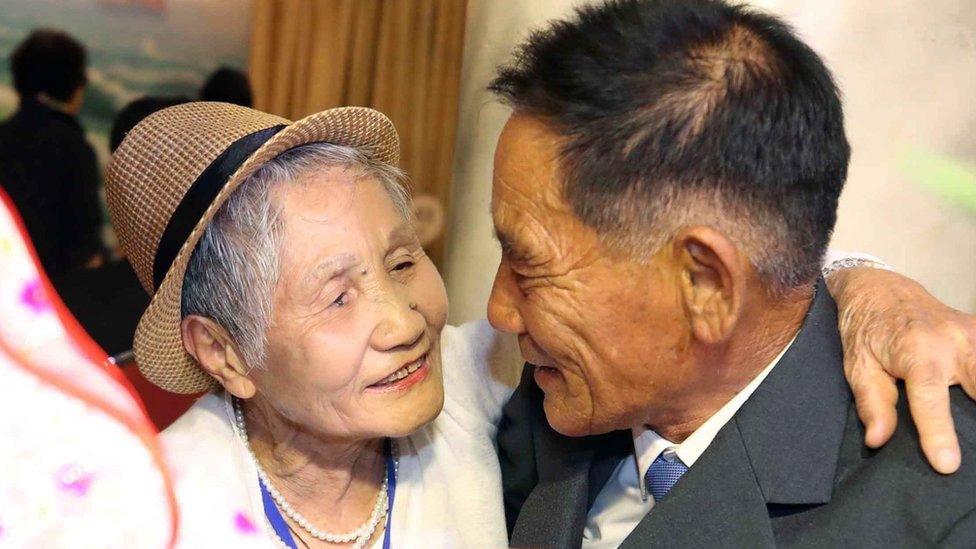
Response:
[487,260,526,335]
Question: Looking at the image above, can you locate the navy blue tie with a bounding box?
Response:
[645,452,689,501]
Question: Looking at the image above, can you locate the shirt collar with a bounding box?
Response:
[631,333,798,500]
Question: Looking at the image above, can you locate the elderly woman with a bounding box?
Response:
[105,103,974,548]
[107,103,519,548]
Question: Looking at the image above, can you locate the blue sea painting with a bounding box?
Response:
[0,0,252,161]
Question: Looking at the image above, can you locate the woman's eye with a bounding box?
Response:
[392,260,414,272]
[332,292,348,307]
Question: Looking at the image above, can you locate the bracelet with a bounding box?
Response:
[821,256,892,279]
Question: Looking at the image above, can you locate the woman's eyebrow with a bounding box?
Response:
[387,221,420,249]
[304,253,359,286]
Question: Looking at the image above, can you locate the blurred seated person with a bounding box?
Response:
[200,66,253,107]
[0,29,105,280]
[56,96,189,357]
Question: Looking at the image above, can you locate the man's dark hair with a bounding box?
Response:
[10,29,88,102]
[110,95,190,152]
[489,0,850,291]
[200,67,254,107]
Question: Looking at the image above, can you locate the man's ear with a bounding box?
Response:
[672,226,746,344]
[180,315,256,399]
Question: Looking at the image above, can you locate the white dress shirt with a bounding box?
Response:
[581,335,798,548]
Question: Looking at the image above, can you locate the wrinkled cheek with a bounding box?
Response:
[555,339,616,431]
[292,385,366,433]
[260,349,365,425]
[543,378,595,436]
[558,366,593,400]
[546,328,596,389]
[427,337,445,376]
[414,263,449,329]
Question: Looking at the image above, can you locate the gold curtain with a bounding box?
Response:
[248,0,468,265]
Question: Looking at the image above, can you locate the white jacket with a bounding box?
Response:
[162,321,521,548]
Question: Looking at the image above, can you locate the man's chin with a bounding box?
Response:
[542,396,595,437]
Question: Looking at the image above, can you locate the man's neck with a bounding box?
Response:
[650,286,814,443]
[243,397,386,531]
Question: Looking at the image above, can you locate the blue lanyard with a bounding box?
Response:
[260,478,297,548]
[382,438,396,549]
[260,439,397,549]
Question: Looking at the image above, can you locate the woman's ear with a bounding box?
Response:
[672,226,746,344]
[180,315,256,399]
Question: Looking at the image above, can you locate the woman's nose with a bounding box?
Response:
[487,261,526,335]
[371,290,426,352]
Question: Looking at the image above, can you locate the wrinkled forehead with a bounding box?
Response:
[493,115,575,223]
[274,168,361,222]
[494,117,638,273]
[278,176,392,246]
[275,175,417,276]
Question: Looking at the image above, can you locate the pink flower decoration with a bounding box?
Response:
[20,279,50,314]
[56,464,95,496]
[234,511,258,535]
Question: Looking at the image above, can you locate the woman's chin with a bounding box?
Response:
[370,369,445,438]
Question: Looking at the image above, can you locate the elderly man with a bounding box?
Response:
[488,0,976,547]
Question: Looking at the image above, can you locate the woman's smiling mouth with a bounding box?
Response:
[368,353,431,391]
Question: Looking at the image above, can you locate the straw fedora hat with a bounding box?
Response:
[106,102,399,394]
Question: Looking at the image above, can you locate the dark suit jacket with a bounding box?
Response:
[498,280,976,548]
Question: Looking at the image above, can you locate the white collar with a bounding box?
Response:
[631,333,798,501]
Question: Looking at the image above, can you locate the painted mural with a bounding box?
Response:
[0,0,252,162]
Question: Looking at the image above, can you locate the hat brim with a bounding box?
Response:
[133,107,400,394]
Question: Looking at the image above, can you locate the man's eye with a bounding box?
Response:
[392,260,415,272]
[503,245,538,267]
[332,292,348,307]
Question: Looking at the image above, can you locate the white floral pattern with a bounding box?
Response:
[0,194,269,548]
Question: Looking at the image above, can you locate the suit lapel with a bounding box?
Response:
[622,278,851,546]
[733,278,850,505]
[510,422,597,548]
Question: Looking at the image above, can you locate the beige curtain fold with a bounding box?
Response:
[248,0,468,265]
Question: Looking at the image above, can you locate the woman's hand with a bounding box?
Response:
[828,267,976,474]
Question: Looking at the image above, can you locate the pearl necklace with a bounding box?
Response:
[233,398,396,549]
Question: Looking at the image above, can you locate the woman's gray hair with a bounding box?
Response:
[180,142,409,370]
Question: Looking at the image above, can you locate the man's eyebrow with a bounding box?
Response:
[493,227,517,257]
